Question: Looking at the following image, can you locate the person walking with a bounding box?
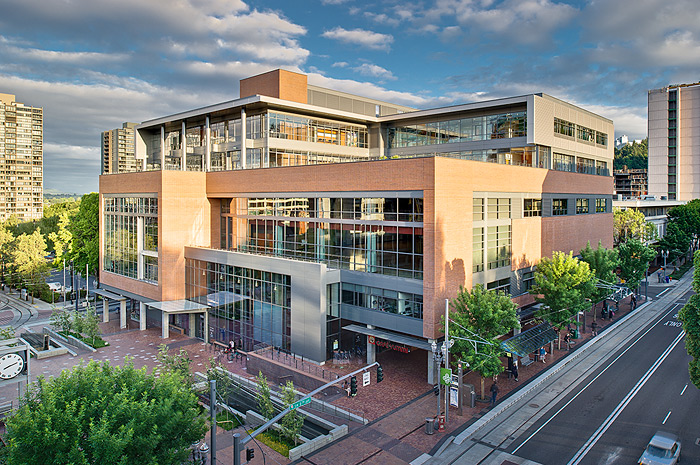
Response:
[631,294,637,310]
[539,346,546,363]
[564,332,571,350]
[490,381,499,406]
[591,320,598,336]
[512,361,519,382]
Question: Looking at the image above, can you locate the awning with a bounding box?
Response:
[500,322,558,357]
[92,288,127,301]
[203,291,249,307]
[342,324,432,351]
[146,299,209,315]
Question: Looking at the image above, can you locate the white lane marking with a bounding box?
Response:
[681,384,688,396]
[662,411,671,425]
[566,331,685,465]
[512,305,681,454]
[656,288,671,297]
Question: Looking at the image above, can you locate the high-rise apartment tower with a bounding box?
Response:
[101,122,138,174]
[0,93,43,221]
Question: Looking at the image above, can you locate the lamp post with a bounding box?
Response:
[431,340,443,419]
[661,250,669,278]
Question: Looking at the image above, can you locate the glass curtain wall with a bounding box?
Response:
[186,259,291,352]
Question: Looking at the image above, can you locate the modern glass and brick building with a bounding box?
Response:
[99,69,613,379]
[0,93,43,221]
[101,122,138,174]
[649,83,700,201]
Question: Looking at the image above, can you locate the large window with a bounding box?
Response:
[341,283,423,319]
[553,153,575,172]
[186,260,291,352]
[487,278,511,295]
[596,198,607,213]
[387,111,526,148]
[524,199,542,217]
[487,198,511,220]
[268,112,368,148]
[228,196,424,280]
[576,198,589,214]
[103,196,158,283]
[552,199,568,216]
[473,227,484,273]
[554,118,575,137]
[473,198,484,221]
[487,225,511,269]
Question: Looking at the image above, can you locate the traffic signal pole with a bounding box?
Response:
[232,362,379,465]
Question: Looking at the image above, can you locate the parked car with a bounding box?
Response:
[639,431,681,465]
[47,282,62,292]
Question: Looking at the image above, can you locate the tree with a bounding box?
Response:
[580,241,620,304]
[81,307,102,346]
[69,192,99,281]
[279,381,304,447]
[678,251,700,388]
[618,238,656,291]
[4,360,207,465]
[614,138,647,170]
[0,223,15,283]
[255,371,275,421]
[49,309,72,333]
[530,251,595,348]
[13,230,49,303]
[613,207,657,246]
[48,211,73,268]
[155,344,193,386]
[449,284,520,399]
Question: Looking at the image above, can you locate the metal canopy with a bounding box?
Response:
[500,322,558,357]
[202,291,249,307]
[146,299,209,314]
[342,324,432,351]
[92,288,127,301]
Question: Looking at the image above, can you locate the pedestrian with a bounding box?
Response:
[657,270,662,283]
[591,320,598,336]
[490,381,499,406]
[512,362,519,382]
[564,332,571,350]
[539,346,546,363]
[631,294,637,310]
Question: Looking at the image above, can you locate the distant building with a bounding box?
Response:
[648,82,700,200]
[614,168,647,199]
[0,93,43,221]
[615,135,629,148]
[101,122,138,174]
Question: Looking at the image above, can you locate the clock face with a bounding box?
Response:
[0,353,24,379]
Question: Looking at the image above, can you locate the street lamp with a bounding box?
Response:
[661,250,669,278]
[431,338,454,423]
[431,340,444,420]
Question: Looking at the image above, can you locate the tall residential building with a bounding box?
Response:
[101,122,138,174]
[0,93,43,221]
[648,83,700,200]
[99,69,613,380]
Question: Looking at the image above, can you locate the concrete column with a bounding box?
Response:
[427,347,436,385]
[240,107,247,169]
[189,313,196,338]
[205,115,211,172]
[140,302,146,331]
[162,311,170,338]
[120,300,127,329]
[102,297,109,323]
[204,311,210,343]
[366,325,376,365]
[160,126,165,169]
[181,121,187,171]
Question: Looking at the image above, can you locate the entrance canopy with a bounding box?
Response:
[343,324,432,351]
[147,299,209,315]
[500,322,558,357]
[202,291,248,307]
[92,288,127,301]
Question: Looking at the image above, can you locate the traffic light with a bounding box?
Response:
[246,447,255,461]
[433,384,440,396]
[377,364,384,383]
[350,375,357,396]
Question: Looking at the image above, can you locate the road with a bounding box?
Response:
[512,288,698,465]
[428,277,696,465]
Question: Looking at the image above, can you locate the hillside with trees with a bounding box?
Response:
[614,138,648,170]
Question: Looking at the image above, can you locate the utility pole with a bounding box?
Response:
[444,298,449,424]
[210,380,216,465]
[62,258,66,306]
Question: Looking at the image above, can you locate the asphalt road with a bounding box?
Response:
[511,288,698,465]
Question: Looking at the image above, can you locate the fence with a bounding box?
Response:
[251,344,341,383]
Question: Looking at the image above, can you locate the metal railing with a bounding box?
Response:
[252,343,341,382]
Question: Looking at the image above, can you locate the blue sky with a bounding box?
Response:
[1,0,697,194]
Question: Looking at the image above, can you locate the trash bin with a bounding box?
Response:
[464,383,476,408]
[573,329,579,339]
[425,417,434,435]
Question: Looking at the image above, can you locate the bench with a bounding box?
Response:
[520,356,534,367]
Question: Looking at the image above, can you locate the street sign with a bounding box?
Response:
[440,368,452,385]
[290,398,311,411]
[362,371,370,387]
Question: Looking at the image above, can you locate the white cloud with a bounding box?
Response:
[352,63,397,81]
[332,61,349,68]
[321,0,350,4]
[365,12,401,27]
[321,27,394,51]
